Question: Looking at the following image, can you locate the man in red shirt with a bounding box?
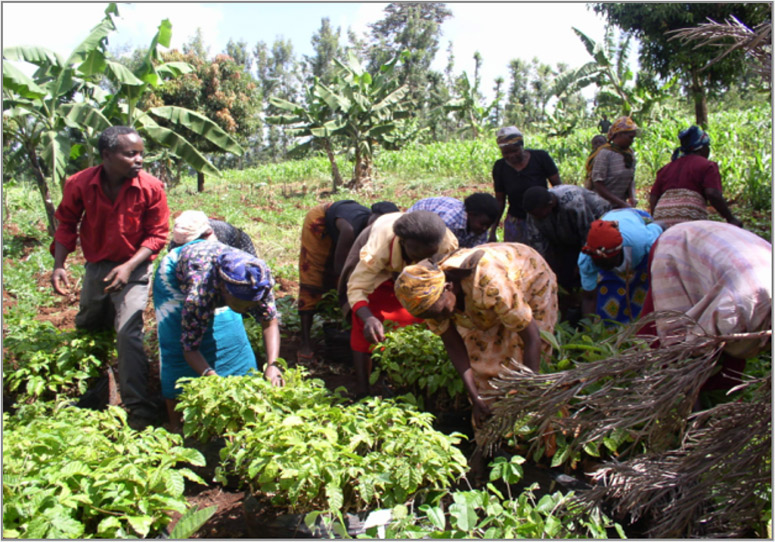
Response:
[51,126,170,429]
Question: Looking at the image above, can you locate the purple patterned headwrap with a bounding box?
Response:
[217,250,274,301]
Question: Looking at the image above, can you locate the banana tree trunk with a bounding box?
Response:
[322,138,343,193]
[26,144,58,237]
[197,171,205,193]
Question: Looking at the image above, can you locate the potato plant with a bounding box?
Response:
[2,402,208,539]
[176,366,468,516]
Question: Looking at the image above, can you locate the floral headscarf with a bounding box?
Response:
[394,260,447,317]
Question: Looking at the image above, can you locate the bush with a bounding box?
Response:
[3,402,207,538]
[177,366,468,515]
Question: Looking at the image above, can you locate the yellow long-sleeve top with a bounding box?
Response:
[346,212,459,311]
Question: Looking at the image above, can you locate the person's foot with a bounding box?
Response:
[127,409,159,431]
[296,349,318,363]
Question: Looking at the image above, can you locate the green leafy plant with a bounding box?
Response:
[3,402,208,538]
[176,366,468,515]
[371,323,465,409]
[360,455,624,539]
[3,318,112,401]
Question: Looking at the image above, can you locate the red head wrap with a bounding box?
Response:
[582,220,623,259]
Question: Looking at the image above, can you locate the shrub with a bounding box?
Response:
[176,366,468,515]
[3,402,207,538]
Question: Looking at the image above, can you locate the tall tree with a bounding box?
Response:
[182,27,210,59]
[306,17,342,85]
[592,3,771,126]
[367,3,452,105]
[147,50,261,188]
[254,38,301,161]
[225,38,252,73]
[504,58,555,126]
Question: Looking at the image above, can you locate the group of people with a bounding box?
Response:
[50,121,770,435]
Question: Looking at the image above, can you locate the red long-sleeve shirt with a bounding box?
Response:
[50,165,170,263]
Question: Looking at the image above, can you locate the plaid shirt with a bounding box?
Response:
[408,197,487,248]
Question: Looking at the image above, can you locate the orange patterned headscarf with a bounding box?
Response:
[582,220,623,259]
[394,260,446,317]
[607,116,639,141]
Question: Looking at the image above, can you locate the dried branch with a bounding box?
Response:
[667,15,772,85]
[578,375,771,538]
[477,312,744,458]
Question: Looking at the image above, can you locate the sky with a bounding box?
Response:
[2,2,635,101]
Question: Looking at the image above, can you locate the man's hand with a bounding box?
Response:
[264,364,284,387]
[363,316,385,344]
[51,267,70,295]
[103,263,132,293]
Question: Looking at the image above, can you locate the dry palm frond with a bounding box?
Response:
[477,311,770,459]
[578,375,771,538]
[667,15,772,85]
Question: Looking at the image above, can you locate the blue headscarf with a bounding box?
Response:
[217,250,274,301]
[671,125,711,161]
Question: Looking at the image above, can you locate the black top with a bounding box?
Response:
[168,218,256,256]
[324,200,371,245]
[209,219,256,256]
[492,150,559,219]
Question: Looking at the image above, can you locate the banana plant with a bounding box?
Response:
[3,3,245,235]
[314,52,411,189]
[442,71,503,139]
[267,80,345,192]
[98,16,244,185]
[2,5,116,235]
[552,26,677,124]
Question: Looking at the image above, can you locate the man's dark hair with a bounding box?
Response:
[98,126,140,155]
[393,211,447,245]
[464,193,499,222]
[371,201,400,215]
[522,186,553,213]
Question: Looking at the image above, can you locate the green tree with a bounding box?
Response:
[306,17,342,85]
[146,50,261,189]
[182,27,210,59]
[267,81,345,191]
[317,52,411,189]
[225,38,252,73]
[591,3,771,126]
[254,38,301,161]
[3,4,118,235]
[504,58,555,126]
[367,3,452,107]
